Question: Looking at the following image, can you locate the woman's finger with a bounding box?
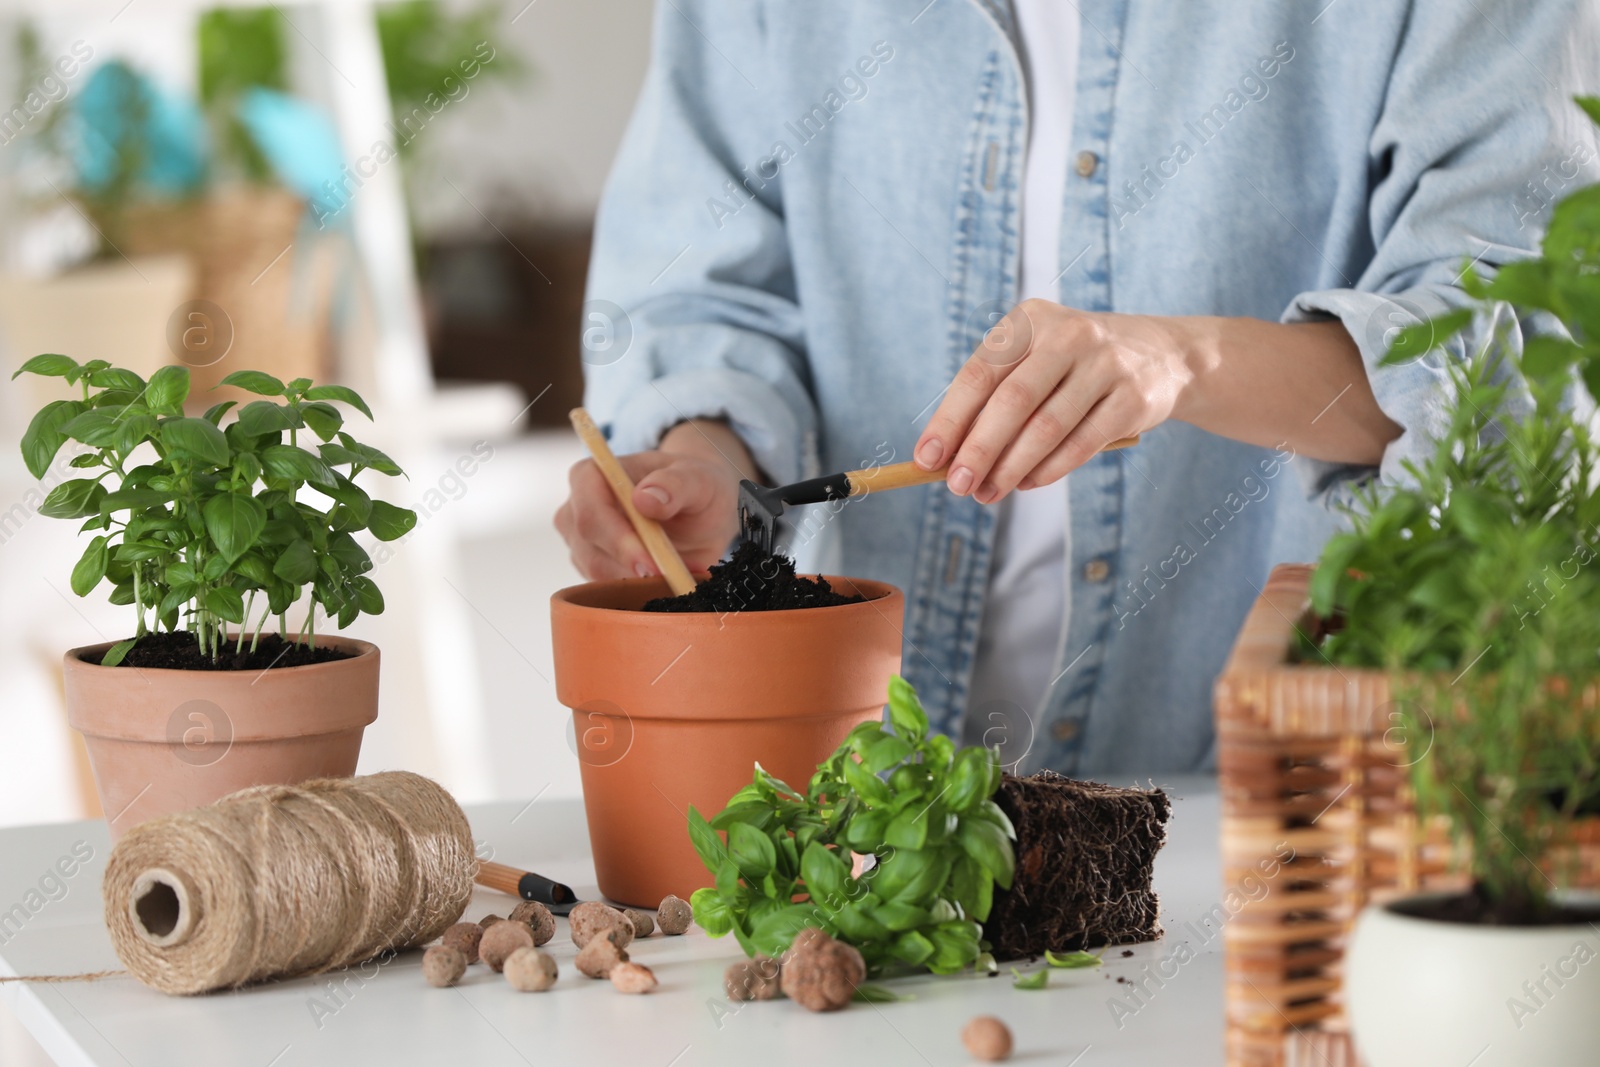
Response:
[913,302,1040,472]
[945,343,1072,497]
[567,459,654,576]
[975,369,1114,502]
[1016,388,1144,490]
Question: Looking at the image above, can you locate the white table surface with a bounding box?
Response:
[0,779,1223,1066]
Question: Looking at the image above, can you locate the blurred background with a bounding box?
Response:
[0,0,657,834]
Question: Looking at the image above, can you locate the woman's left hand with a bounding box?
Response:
[913,299,1198,503]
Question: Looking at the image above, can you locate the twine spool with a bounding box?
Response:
[103,771,476,995]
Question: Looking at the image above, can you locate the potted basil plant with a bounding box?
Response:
[14,357,416,836]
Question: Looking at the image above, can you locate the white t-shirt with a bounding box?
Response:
[963,1,1079,747]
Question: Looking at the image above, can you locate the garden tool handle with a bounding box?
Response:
[569,408,697,596]
[845,435,1141,495]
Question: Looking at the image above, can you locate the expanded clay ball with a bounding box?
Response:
[480,919,536,972]
[569,901,634,950]
[623,908,655,938]
[503,947,559,992]
[479,914,503,929]
[422,945,467,988]
[575,927,630,978]
[657,895,692,935]
[610,961,658,994]
[441,922,484,964]
[509,900,556,946]
[724,956,781,1001]
[780,928,865,1013]
[961,1016,1013,1062]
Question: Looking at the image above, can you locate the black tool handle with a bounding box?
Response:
[476,861,579,914]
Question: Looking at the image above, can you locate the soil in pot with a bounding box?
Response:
[642,542,866,613]
[94,631,353,671]
[985,771,1171,959]
[1389,886,1600,927]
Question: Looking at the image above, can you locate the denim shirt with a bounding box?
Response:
[582,0,1598,774]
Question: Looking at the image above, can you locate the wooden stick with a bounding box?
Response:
[569,408,697,596]
[843,435,1141,496]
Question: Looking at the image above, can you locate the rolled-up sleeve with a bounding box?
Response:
[1282,0,1599,502]
[582,0,816,485]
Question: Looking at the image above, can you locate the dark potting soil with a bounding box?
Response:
[641,542,867,613]
[1390,886,1600,927]
[985,771,1171,961]
[90,631,353,671]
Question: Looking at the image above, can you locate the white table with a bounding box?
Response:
[0,781,1224,1066]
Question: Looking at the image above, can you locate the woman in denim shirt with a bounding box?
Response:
[556,0,1599,776]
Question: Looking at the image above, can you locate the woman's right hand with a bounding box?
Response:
[554,419,752,580]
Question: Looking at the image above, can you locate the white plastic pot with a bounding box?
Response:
[1346,894,1600,1067]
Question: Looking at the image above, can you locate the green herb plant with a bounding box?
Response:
[14,357,417,665]
[688,676,1015,975]
[1304,96,1600,920]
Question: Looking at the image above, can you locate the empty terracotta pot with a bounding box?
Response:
[551,576,904,907]
[63,636,379,839]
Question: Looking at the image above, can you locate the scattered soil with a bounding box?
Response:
[642,542,866,613]
[1390,886,1600,927]
[89,631,352,671]
[985,771,1171,960]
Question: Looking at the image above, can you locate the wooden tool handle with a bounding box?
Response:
[474,860,527,897]
[845,435,1140,496]
[569,408,697,596]
[845,461,949,494]
[476,860,577,907]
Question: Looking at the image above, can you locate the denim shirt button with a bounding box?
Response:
[1082,558,1111,582]
[1073,150,1100,178]
[1051,719,1081,742]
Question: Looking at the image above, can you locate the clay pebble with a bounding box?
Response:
[657,895,693,935]
[575,928,630,978]
[961,1016,1013,1062]
[422,945,467,988]
[480,919,536,972]
[569,901,635,950]
[441,922,483,965]
[509,900,556,946]
[724,956,782,1001]
[503,947,559,992]
[609,961,658,994]
[623,908,655,938]
[780,928,865,1012]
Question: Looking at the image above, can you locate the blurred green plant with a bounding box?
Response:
[1303,96,1600,921]
[198,7,288,183]
[376,0,526,160]
[688,676,1014,975]
[12,358,416,664]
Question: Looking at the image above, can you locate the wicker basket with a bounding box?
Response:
[1215,563,1600,1067]
[119,186,334,402]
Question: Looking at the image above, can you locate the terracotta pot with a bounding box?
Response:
[64,636,379,839]
[551,576,904,907]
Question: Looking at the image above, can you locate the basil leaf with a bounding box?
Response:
[70,536,108,596]
[220,370,285,396]
[367,500,417,541]
[203,493,267,563]
[1011,967,1048,990]
[145,365,191,413]
[728,822,777,879]
[161,417,230,466]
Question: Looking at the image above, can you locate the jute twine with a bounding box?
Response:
[94,770,476,995]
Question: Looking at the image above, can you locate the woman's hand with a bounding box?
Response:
[913,300,1196,503]
[555,419,752,579]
